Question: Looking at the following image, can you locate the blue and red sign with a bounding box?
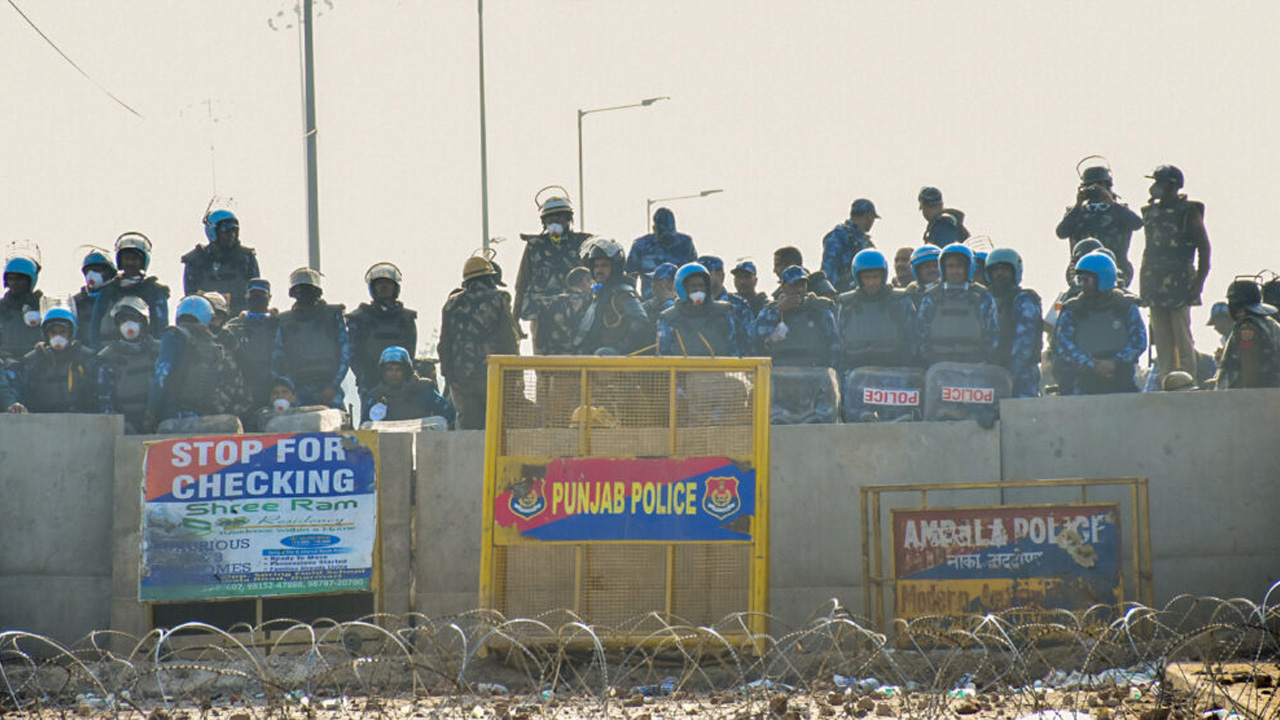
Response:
[494,457,755,542]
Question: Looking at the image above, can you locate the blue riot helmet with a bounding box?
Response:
[851,248,888,282]
[81,249,116,274]
[115,232,153,271]
[3,256,39,288]
[939,242,975,282]
[175,295,214,326]
[909,245,941,284]
[379,345,413,369]
[203,209,239,244]
[1075,252,1117,292]
[984,248,1023,285]
[41,307,77,334]
[674,262,710,302]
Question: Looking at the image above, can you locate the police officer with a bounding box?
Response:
[892,247,915,289]
[72,248,117,349]
[0,326,17,411]
[626,207,698,300]
[439,257,520,430]
[658,262,742,357]
[514,192,591,340]
[148,295,246,427]
[915,244,999,367]
[272,268,350,409]
[1139,164,1211,384]
[698,255,755,338]
[182,209,261,315]
[224,279,279,417]
[11,307,98,414]
[574,238,649,355]
[918,187,971,247]
[201,292,236,347]
[1214,279,1280,389]
[836,249,919,370]
[984,248,1043,397]
[96,297,160,433]
[772,246,837,300]
[1054,252,1147,395]
[753,266,840,368]
[640,263,679,339]
[535,267,593,355]
[361,346,455,425]
[1055,165,1143,287]
[822,198,879,293]
[0,253,44,358]
[730,261,769,317]
[904,245,942,309]
[90,232,170,348]
[346,262,417,396]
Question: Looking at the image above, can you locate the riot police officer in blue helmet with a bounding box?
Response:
[182,209,260,316]
[836,249,919,371]
[90,232,170,348]
[72,248,117,348]
[904,244,941,309]
[346,262,417,397]
[985,248,1043,397]
[12,307,98,414]
[147,295,247,429]
[272,268,350,409]
[361,345,455,426]
[1053,252,1147,395]
[96,296,160,433]
[0,252,45,358]
[657,262,743,357]
[914,243,999,367]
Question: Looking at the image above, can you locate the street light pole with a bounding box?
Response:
[477,0,490,253]
[577,96,668,228]
[302,0,321,271]
[645,189,724,231]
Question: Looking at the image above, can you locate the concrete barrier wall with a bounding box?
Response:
[3,390,1278,642]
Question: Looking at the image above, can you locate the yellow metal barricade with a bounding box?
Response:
[480,356,771,643]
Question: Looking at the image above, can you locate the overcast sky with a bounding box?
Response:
[4,1,1276,354]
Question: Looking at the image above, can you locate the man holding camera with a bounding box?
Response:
[1055,165,1144,287]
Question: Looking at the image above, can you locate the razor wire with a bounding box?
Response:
[2,583,1277,719]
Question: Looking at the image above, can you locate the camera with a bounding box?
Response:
[1080,183,1110,202]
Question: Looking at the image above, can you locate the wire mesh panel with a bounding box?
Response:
[481,356,771,640]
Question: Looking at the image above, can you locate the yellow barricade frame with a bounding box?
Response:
[479,355,772,643]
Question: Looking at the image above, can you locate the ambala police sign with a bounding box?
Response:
[139,432,378,602]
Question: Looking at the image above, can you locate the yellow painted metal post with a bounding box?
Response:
[860,488,871,623]
[751,360,772,638]
[872,491,884,628]
[478,357,507,611]
[1128,482,1140,604]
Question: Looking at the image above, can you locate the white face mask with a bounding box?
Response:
[85,270,105,290]
[273,398,291,413]
[688,291,706,305]
[369,402,388,421]
[119,320,142,340]
[24,310,41,327]
[49,335,70,350]
[546,222,565,237]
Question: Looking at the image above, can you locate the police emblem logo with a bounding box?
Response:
[508,479,546,520]
[703,476,741,520]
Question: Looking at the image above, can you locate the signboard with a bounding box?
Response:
[493,457,755,543]
[140,432,379,602]
[892,503,1121,617]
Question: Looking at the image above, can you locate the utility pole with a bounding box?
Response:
[478,0,490,252]
[303,0,321,271]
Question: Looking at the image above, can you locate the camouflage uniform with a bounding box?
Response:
[990,286,1044,397]
[1139,194,1209,380]
[821,221,875,294]
[1216,313,1280,389]
[439,279,520,429]
[534,290,591,355]
[1055,202,1143,287]
[512,230,591,322]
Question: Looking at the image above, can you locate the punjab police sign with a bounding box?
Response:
[891,503,1122,618]
[140,432,378,602]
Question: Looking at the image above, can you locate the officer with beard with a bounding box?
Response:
[627,207,699,300]
[96,297,160,433]
[574,238,649,355]
[657,262,742,357]
[1054,252,1147,395]
[182,209,261,315]
[984,248,1043,397]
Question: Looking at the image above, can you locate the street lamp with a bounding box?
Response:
[645,189,724,231]
[577,96,669,227]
